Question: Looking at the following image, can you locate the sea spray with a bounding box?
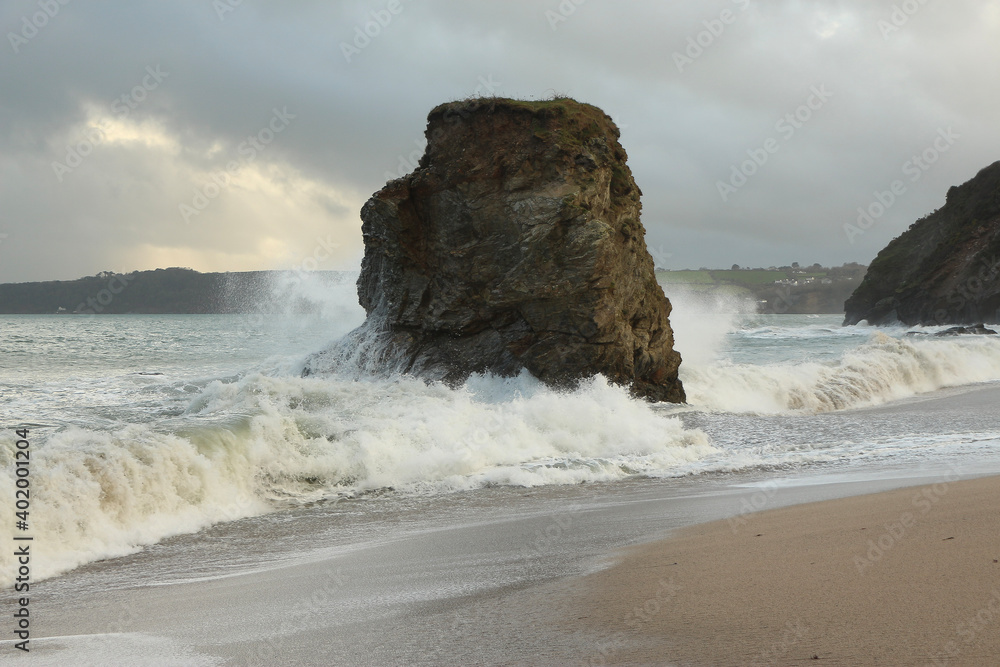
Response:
[222,269,366,349]
[661,285,757,367]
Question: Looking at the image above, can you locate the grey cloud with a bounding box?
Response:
[1,0,997,281]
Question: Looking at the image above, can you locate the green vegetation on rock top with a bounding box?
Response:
[427,96,620,145]
[431,96,602,118]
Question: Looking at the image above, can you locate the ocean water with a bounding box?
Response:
[2,276,1000,588]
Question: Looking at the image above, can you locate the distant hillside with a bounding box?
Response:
[0,268,352,314]
[0,264,866,316]
[844,161,1000,325]
[657,263,867,314]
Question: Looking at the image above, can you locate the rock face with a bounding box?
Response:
[318,98,685,402]
[844,161,1000,326]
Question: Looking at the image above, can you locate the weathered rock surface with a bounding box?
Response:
[844,161,1000,326]
[309,97,685,402]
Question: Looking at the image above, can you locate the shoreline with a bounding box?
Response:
[562,474,1000,666]
[8,467,1000,665]
[6,382,1000,664]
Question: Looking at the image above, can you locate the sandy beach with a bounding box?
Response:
[567,474,1000,666]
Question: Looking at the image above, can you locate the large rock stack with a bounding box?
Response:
[309,97,685,402]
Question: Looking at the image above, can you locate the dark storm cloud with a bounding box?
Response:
[0,0,997,281]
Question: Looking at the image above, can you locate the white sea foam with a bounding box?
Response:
[661,287,1000,414]
[0,372,713,587]
[682,332,1000,413]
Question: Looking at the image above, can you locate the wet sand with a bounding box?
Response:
[566,474,1000,666]
[8,469,999,666]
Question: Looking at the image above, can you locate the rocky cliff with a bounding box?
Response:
[309,97,685,402]
[844,161,1000,326]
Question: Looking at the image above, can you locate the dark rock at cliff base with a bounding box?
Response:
[934,324,998,336]
[844,161,1000,326]
[307,97,685,402]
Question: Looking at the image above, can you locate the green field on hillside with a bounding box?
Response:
[654,265,867,314]
[654,270,715,284]
[711,270,787,285]
[655,269,787,285]
[657,282,754,299]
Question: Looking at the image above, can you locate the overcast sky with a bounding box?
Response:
[1,0,997,283]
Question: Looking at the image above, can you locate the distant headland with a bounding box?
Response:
[0,264,865,316]
[844,160,1000,326]
[0,268,350,315]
